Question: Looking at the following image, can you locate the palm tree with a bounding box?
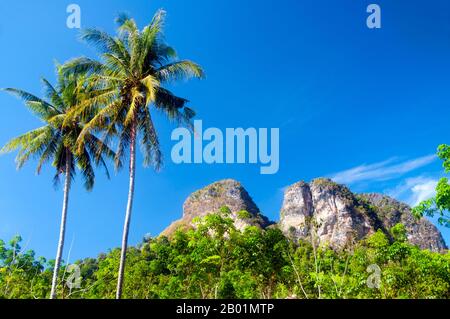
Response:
[62,9,204,298]
[0,69,115,299]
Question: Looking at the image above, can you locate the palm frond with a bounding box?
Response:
[154,87,188,112]
[76,100,122,154]
[140,9,166,69]
[114,125,131,170]
[41,78,65,112]
[141,74,159,106]
[118,17,139,36]
[80,28,130,63]
[61,57,106,77]
[124,88,143,126]
[57,9,204,177]
[115,12,131,28]
[75,148,95,191]
[2,88,59,120]
[64,87,118,126]
[36,133,60,174]
[86,134,116,165]
[155,60,205,82]
[103,53,131,76]
[0,126,51,154]
[15,127,55,169]
[140,107,162,170]
[2,72,115,191]
[151,43,177,66]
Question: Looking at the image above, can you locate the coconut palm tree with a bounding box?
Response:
[62,9,204,298]
[0,69,115,299]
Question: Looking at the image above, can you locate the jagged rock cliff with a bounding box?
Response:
[161,179,271,236]
[162,178,447,253]
[279,178,447,252]
[359,193,447,252]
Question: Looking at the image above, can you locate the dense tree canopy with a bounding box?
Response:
[1,208,449,299]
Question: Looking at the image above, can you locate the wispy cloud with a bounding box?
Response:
[387,176,438,206]
[411,180,438,206]
[330,155,437,185]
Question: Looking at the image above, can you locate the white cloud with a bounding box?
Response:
[410,180,438,206]
[330,155,436,185]
[387,176,438,206]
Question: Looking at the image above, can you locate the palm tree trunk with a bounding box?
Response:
[116,121,137,299]
[50,150,71,299]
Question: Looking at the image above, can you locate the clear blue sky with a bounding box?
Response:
[0,0,449,261]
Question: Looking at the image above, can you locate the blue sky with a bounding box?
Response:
[0,0,449,261]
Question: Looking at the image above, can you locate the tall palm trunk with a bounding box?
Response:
[116,121,137,299]
[50,150,71,299]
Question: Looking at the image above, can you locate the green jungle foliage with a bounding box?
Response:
[413,144,450,227]
[1,210,449,299]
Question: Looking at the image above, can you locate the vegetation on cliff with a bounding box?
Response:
[414,144,450,227]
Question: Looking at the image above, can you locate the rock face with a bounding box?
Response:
[359,193,447,252]
[161,179,271,236]
[162,177,447,253]
[279,178,447,252]
[280,179,375,249]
